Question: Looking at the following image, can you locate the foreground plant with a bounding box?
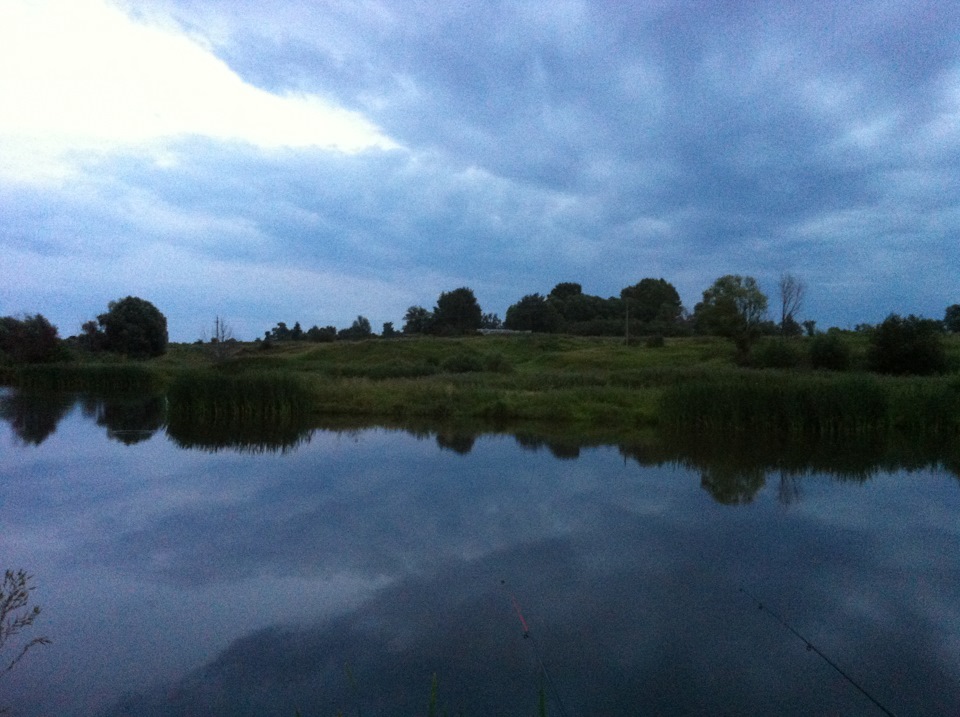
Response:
[0,569,50,676]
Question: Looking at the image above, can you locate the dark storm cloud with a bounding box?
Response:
[4,0,960,336]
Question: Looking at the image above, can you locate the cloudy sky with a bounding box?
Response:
[2,0,959,341]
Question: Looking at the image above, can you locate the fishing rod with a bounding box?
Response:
[501,580,570,717]
[739,587,898,717]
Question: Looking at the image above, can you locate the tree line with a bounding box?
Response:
[2,277,960,377]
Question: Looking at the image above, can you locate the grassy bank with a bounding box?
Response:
[5,334,960,439]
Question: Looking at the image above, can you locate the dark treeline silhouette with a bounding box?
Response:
[1,279,958,379]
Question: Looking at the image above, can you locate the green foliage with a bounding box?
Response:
[693,275,768,355]
[868,314,947,375]
[659,371,960,439]
[751,338,801,369]
[338,315,373,341]
[403,305,433,334]
[620,277,683,325]
[0,314,63,364]
[98,296,168,358]
[14,363,160,392]
[306,325,337,343]
[645,334,665,348]
[809,332,851,371]
[432,288,482,335]
[504,294,561,332]
[381,321,398,338]
[944,304,960,333]
[441,352,485,373]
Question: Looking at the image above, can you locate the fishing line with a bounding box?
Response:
[740,587,898,717]
[501,580,570,717]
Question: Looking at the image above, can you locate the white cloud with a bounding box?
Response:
[0,0,398,182]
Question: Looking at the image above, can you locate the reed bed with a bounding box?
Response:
[166,370,311,422]
[13,363,161,393]
[658,371,960,438]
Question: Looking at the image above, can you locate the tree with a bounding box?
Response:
[778,273,806,335]
[868,314,946,375]
[306,325,337,342]
[338,315,372,341]
[504,294,561,332]
[97,297,168,358]
[549,282,582,300]
[208,316,236,362]
[0,315,62,364]
[480,313,502,330]
[620,278,683,325]
[381,321,398,338]
[291,322,304,340]
[432,288,482,335]
[693,275,768,355]
[402,306,433,335]
[945,304,960,333]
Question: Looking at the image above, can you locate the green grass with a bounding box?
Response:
[4,333,959,440]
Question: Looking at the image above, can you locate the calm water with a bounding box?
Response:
[0,391,958,716]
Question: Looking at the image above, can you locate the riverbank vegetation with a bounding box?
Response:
[4,331,960,440]
[2,276,959,439]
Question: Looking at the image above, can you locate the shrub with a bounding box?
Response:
[810,332,851,371]
[441,353,484,373]
[751,339,800,369]
[868,314,946,375]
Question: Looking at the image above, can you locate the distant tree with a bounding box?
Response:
[868,314,946,375]
[945,304,960,333]
[778,273,806,335]
[339,315,373,341]
[402,306,433,335]
[620,278,683,325]
[504,294,561,332]
[381,321,398,338]
[693,275,768,355]
[207,316,236,362]
[306,325,337,343]
[0,314,62,364]
[480,313,502,330]
[432,288,482,335]
[802,320,817,337]
[97,297,168,358]
[268,322,292,341]
[549,282,582,299]
[291,322,304,340]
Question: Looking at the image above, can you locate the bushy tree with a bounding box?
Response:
[945,304,960,333]
[306,325,337,342]
[868,314,946,375]
[338,315,373,341]
[97,297,168,358]
[549,282,582,299]
[402,306,433,335]
[620,278,683,325]
[504,294,562,332]
[0,314,62,364]
[809,331,851,371]
[693,275,768,355]
[432,288,482,335]
[480,313,502,330]
[381,321,398,338]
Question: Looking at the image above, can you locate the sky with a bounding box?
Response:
[1,0,959,342]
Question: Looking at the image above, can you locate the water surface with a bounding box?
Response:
[0,392,958,715]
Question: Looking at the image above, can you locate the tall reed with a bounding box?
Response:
[658,371,960,438]
[13,363,161,393]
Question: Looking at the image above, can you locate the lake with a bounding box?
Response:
[0,390,958,715]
